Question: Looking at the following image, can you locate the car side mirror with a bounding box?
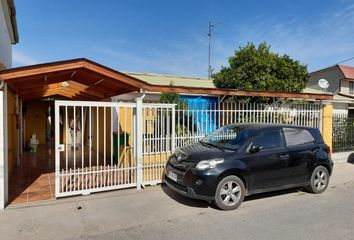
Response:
[249,145,261,153]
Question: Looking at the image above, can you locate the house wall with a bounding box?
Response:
[115,92,160,102]
[333,102,349,115]
[24,101,47,145]
[0,0,12,68]
[340,79,352,95]
[308,67,344,94]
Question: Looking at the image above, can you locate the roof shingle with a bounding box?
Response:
[338,65,354,79]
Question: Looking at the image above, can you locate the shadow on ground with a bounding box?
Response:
[161,184,210,208]
[161,183,303,209]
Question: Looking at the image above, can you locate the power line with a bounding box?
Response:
[335,56,354,65]
[315,55,354,72]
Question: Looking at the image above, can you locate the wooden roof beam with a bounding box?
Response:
[0,62,83,80]
[143,85,333,100]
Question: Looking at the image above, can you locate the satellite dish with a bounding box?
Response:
[318,79,329,89]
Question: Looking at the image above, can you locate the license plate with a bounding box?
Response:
[167,171,178,182]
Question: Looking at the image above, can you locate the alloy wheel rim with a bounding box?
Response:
[220,181,241,206]
[314,170,328,191]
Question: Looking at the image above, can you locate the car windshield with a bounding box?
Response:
[200,125,254,150]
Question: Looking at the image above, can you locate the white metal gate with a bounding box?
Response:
[55,100,175,198]
[142,104,175,186]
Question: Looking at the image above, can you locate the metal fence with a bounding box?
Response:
[174,101,322,148]
[55,100,175,198]
[332,114,354,153]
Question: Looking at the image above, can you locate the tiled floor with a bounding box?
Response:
[8,145,161,205]
[9,145,55,205]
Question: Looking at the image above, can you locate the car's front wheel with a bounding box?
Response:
[306,166,329,194]
[214,175,245,211]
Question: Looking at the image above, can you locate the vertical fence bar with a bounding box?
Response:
[96,107,99,188]
[55,102,60,197]
[89,106,92,189]
[103,107,106,187]
[81,106,84,191]
[136,98,143,190]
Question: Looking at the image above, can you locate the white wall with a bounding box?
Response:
[333,102,349,115]
[340,79,354,95]
[0,0,12,68]
[114,92,161,102]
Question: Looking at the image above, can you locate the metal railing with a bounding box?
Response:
[174,101,321,149]
[332,114,354,153]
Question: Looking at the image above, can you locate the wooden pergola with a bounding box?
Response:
[0,58,333,101]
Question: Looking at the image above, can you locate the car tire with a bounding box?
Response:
[306,166,329,194]
[214,175,245,211]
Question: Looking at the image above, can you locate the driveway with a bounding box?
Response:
[1,163,354,240]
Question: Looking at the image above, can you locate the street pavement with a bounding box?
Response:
[1,163,354,240]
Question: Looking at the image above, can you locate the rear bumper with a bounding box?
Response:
[164,176,214,201]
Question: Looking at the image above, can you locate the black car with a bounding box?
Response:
[164,124,333,210]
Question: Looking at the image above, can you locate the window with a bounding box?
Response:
[283,128,315,147]
[251,130,283,150]
[201,125,256,150]
[350,82,354,95]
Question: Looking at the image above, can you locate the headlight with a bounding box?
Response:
[195,159,224,170]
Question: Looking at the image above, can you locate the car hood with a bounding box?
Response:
[176,142,232,162]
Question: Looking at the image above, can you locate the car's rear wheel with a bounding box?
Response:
[306,166,329,194]
[214,175,245,211]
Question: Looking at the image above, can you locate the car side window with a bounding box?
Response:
[251,129,284,150]
[283,128,315,147]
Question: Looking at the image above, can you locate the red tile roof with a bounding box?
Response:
[338,65,354,79]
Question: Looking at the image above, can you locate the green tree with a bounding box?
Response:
[159,92,180,103]
[159,81,181,103]
[213,42,309,94]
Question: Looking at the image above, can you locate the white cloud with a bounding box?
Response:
[94,2,354,77]
[91,40,209,77]
[12,2,354,77]
[12,49,40,66]
[211,2,354,72]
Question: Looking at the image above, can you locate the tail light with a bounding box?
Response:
[325,145,332,159]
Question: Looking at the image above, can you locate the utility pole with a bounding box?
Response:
[207,21,215,79]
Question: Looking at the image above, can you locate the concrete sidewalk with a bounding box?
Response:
[1,162,354,240]
[332,151,354,163]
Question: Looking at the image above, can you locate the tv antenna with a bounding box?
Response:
[208,21,216,79]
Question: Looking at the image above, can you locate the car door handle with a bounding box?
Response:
[280,154,290,160]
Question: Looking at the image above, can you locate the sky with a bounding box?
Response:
[12,0,354,78]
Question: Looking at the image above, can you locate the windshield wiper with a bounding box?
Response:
[200,141,225,152]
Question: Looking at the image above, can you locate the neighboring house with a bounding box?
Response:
[119,73,221,134]
[307,65,354,115]
[117,72,217,102]
[0,0,18,69]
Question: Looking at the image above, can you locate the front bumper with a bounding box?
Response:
[164,164,219,201]
[164,176,214,201]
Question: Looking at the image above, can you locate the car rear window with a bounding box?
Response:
[283,128,315,147]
